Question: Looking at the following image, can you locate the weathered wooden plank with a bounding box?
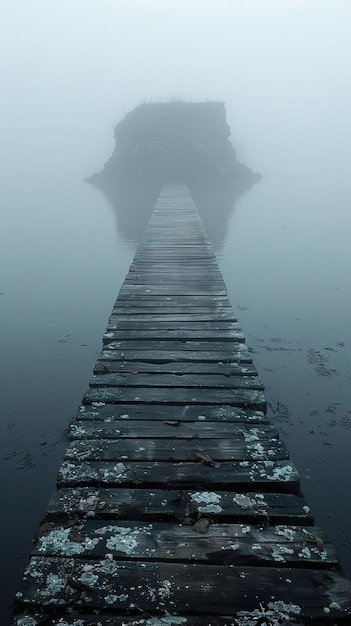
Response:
[89,373,264,390]
[15,557,351,617]
[112,296,233,315]
[124,272,226,282]
[103,330,245,343]
[46,487,314,524]
[118,286,227,296]
[11,615,294,626]
[77,404,269,424]
[110,312,237,321]
[107,320,239,330]
[93,361,258,376]
[128,262,222,270]
[64,436,288,462]
[69,421,278,440]
[32,520,337,567]
[122,281,227,290]
[102,341,248,353]
[99,347,253,364]
[114,295,230,305]
[82,387,266,410]
[57,459,300,492]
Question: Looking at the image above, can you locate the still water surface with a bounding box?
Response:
[0,162,350,622]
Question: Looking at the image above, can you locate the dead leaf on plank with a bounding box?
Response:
[196,448,220,468]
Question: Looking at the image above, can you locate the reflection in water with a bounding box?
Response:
[86,102,261,249]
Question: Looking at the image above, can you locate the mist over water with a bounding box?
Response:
[1,1,350,623]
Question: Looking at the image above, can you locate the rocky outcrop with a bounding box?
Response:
[86,102,261,247]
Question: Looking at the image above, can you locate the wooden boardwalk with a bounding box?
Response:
[12,185,351,625]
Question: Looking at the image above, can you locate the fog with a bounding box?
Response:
[1,1,350,622]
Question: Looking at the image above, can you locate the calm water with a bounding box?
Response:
[0,165,350,623]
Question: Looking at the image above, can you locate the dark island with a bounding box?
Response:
[87,101,261,248]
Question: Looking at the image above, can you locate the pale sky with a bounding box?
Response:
[1,0,350,181]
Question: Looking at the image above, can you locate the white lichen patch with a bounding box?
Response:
[248,442,265,459]
[299,546,311,559]
[265,463,296,481]
[222,543,240,551]
[276,526,296,541]
[78,495,99,513]
[158,579,172,599]
[38,527,100,555]
[44,573,66,595]
[95,525,144,554]
[329,601,342,610]
[197,504,223,513]
[190,491,221,505]
[79,566,99,587]
[70,424,88,438]
[66,462,128,483]
[233,494,258,509]
[236,599,301,625]
[16,618,39,626]
[268,601,301,615]
[197,415,206,420]
[271,545,295,562]
[242,433,260,443]
[98,553,119,574]
[104,593,128,604]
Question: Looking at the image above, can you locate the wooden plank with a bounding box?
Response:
[107,320,239,330]
[15,557,351,617]
[114,295,230,305]
[118,286,228,296]
[112,303,232,311]
[64,436,288,462]
[69,421,279,440]
[103,329,245,343]
[77,404,269,424]
[88,373,264,390]
[46,487,314,524]
[32,520,337,567]
[57,459,300,492]
[124,272,226,282]
[102,341,248,353]
[93,361,258,376]
[82,387,266,410]
[9,615,255,626]
[99,347,253,364]
[128,262,222,269]
[110,312,237,321]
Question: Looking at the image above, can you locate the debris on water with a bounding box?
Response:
[325,402,341,414]
[307,348,338,377]
[340,410,351,428]
[17,451,36,469]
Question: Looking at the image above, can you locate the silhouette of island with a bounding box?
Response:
[86,102,261,248]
